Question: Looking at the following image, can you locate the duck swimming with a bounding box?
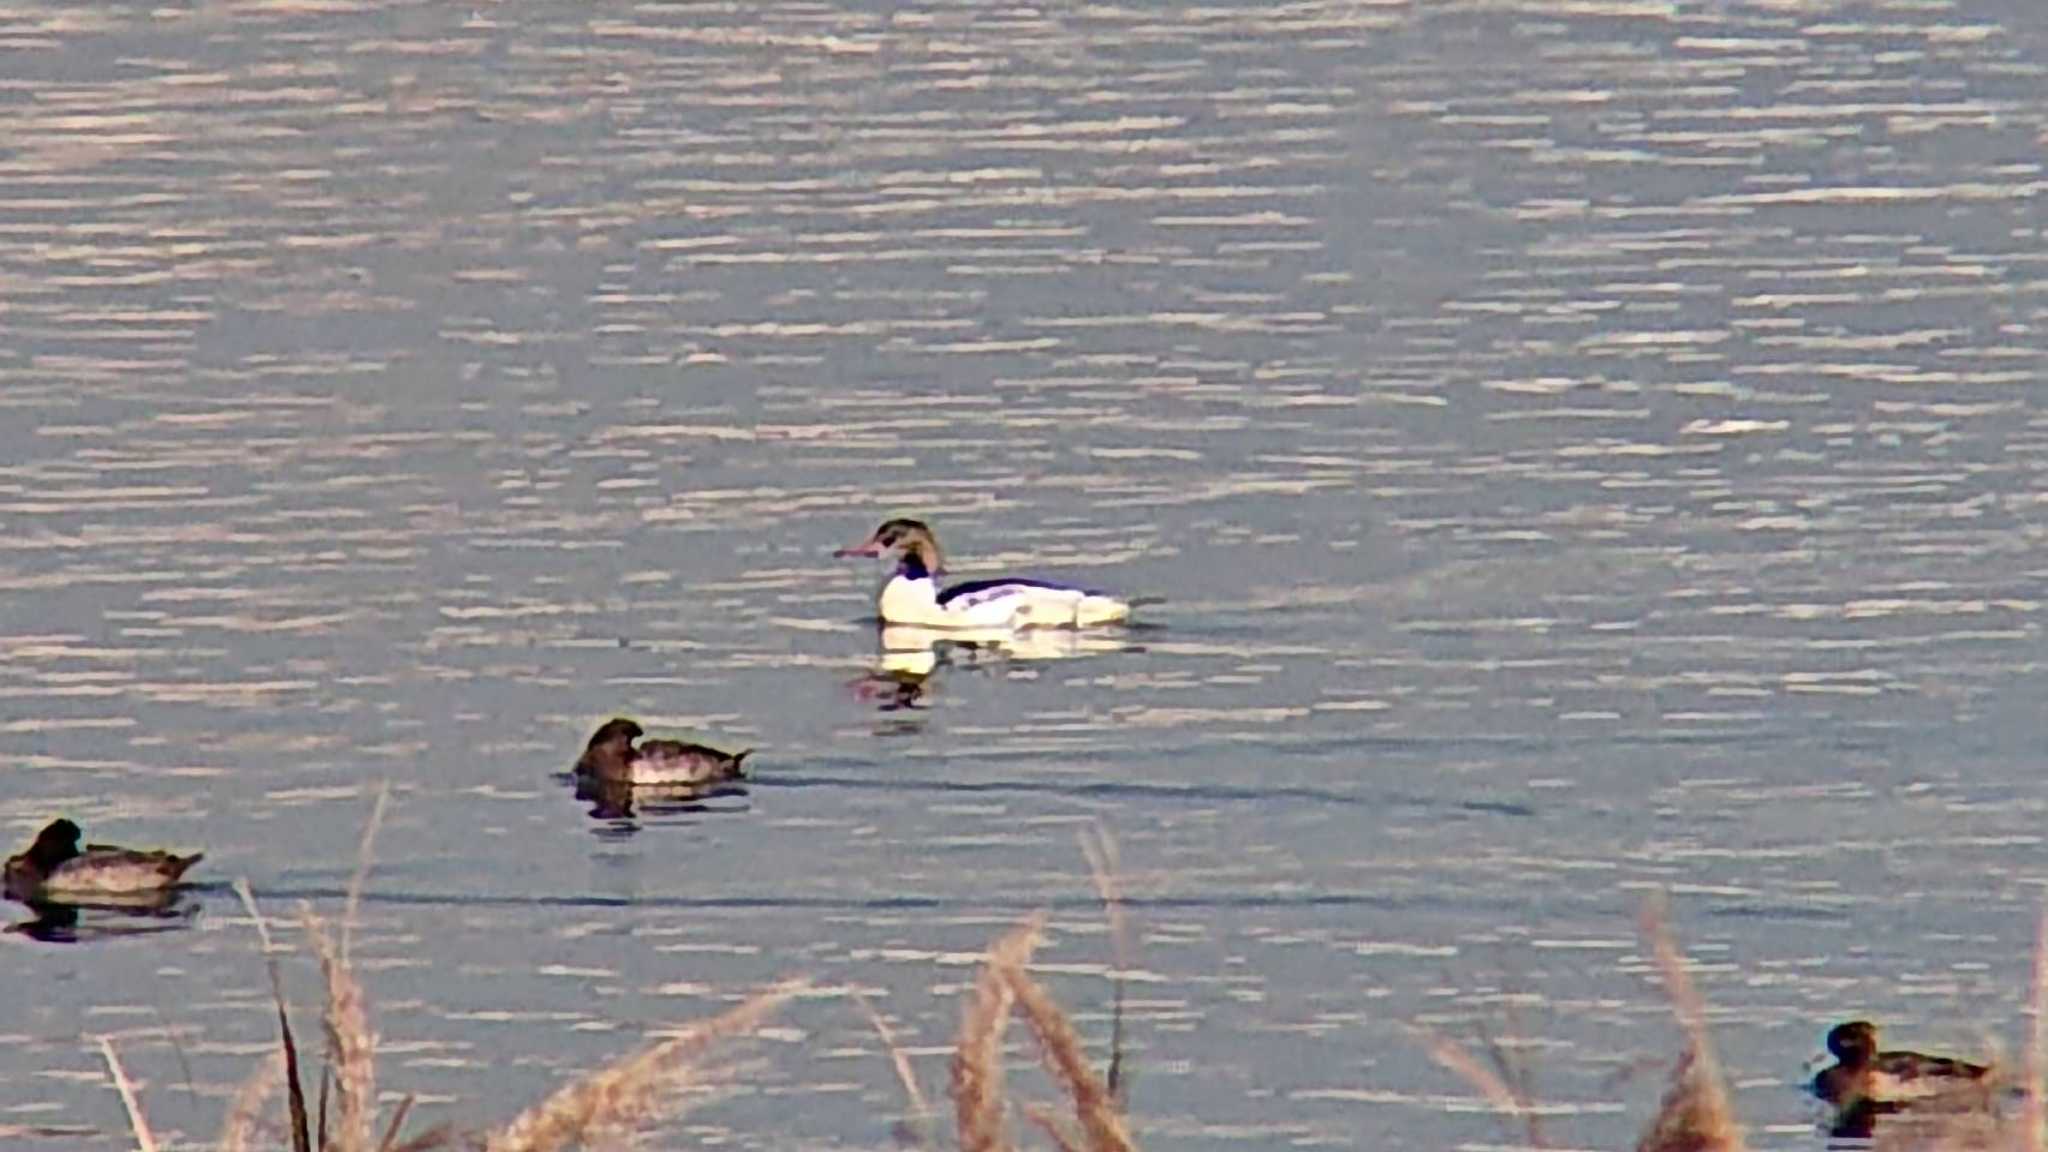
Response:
[576,717,750,787]
[4,819,204,904]
[1812,1020,1992,1138]
[834,518,1131,629]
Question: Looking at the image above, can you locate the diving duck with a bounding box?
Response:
[4,819,204,904]
[834,518,1131,629]
[1812,1020,1992,1138]
[576,717,750,787]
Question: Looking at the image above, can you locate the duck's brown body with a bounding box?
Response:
[4,819,204,903]
[576,718,750,787]
[1812,1021,1991,1139]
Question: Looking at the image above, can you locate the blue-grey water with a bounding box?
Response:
[2,0,2045,1147]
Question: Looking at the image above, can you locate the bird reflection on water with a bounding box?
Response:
[848,624,1141,733]
[6,891,201,944]
[571,773,751,835]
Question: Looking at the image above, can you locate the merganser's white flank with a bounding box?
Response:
[835,518,1131,628]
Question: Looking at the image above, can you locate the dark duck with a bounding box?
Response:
[1812,1020,1991,1139]
[576,717,750,787]
[4,819,204,904]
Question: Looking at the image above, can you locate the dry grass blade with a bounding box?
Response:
[376,1094,414,1152]
[1078,824,1132,1106]
[235,879,312,1152]
[317,1066,331,1152]
[485,980,803,1152]
[853,988,934,1147]
[1486,993,1544,1147]
[1635,897,1744,1152]
[376,1096,456,1152]
[998,959,1137,1152]
[217,1050,285,1152]
[385,1125,457,1152]
[343,782,390,964]
[1024,1101,1089,1152]
[953,916,1045,1152]
[305,906,377,1152]
[99,1036,159,1152]
[1408,1024,1545,1149]
[385,1123,452,1147]
[2023,903,2048,1152]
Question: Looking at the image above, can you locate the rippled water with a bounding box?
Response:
[3,0,2046,1147]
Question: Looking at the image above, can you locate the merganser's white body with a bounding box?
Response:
[837,518,1132,629]
[877,571,1130,629]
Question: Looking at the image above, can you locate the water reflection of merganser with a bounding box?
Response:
[834,518,1132,628]
[851,624,1137,712]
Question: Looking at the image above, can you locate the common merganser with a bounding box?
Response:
[576,717,751,787]
[834,518,1131,628]
[4,819,204,904]
[1811,1020,1992,1139]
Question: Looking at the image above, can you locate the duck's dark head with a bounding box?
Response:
[835,518,943,578]
[586,718,644,752]
[26,819,82,869]
[579,719,644,775]
[1827,1021,1879,1066]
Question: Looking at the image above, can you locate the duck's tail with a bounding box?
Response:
[165,852,204,881]
[727,749,754,777]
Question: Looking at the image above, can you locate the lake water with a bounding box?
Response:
[3,0,2046,1147]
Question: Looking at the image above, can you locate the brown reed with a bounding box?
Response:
[853,987,935,1147]
[1410,1022,1547,1149]
[997,956,1136,1152]
[1633,896,1744,1152]
[1078,823,1132,1106]
[484,981,802,1152]
[99,1037,159,1152]
[233,877,313,1152]
[952,916,1045,1152]
[217,1051,285,1152]
[303,909,375,1152]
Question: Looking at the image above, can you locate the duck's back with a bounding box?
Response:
[1866,1050,1989,1101]
[42,846,202,896]
[631,740,749,786]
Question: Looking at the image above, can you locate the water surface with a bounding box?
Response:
[3,0,2046,1147]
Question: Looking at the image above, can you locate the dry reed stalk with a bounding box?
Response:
[1408,1024,1546,1149]
[1023,1101,1089,1152]
[2024,903,2048,1152]
[376,1094,456,1152]
[217,1050,286,1152]
[99,1036,159,1152]
[484,981,802,1152]
[384,1126,458,1152]
[342,783,390,964]
[1634,897,1743,1152]
[234,879,312,1152]
[853,988,934,1146]
[997,959,1137,1152]
[1078,824,1132,1105]
[952,917,1045,1152]
[304,907,377,1152]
